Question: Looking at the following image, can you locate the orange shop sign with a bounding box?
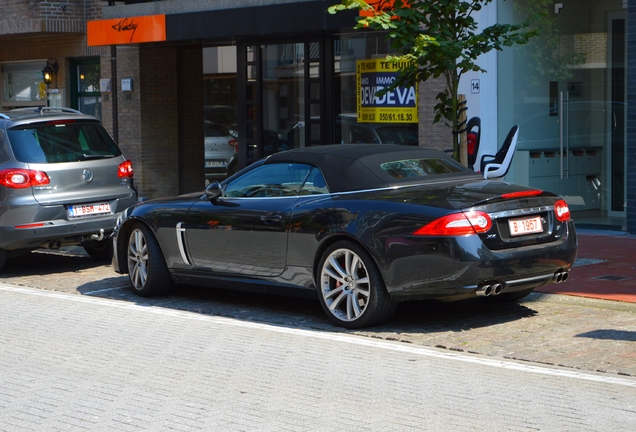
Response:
[87,15,166,46]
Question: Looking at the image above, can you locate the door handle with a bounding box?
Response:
[261,214,282,225]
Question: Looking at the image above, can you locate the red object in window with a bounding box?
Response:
[0,169,50,189]
[467,133,476,157]
[118,160,134,178]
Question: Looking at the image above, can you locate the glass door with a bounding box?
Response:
[70,58,101,119]
[498,0,626,228]
[237,40,323,170]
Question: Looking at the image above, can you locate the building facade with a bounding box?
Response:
[1,0,634,233]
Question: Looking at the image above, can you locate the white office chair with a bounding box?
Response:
[480,125,519,179]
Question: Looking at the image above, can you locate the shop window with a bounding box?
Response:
[1,61,47,109]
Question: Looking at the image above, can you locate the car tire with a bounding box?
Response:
[126,223,173,296]
[83,239,113,261]
[317,241,396,329]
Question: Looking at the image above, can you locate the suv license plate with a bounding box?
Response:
[68,202,112,218]
[508,215,543,236]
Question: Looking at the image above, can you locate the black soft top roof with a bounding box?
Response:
[264,144,475,193]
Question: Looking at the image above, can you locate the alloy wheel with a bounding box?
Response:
[127,228,148,290]
[320,248,371,322]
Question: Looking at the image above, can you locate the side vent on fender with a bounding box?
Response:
[176,222,191,266]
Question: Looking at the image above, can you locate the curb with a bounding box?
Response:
[525,291,636,313]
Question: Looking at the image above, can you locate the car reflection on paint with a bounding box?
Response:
[112,144,577,329]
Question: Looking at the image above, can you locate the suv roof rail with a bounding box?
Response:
[10,107,84,116]
[40,107,84,115]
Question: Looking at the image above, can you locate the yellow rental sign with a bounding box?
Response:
[356,59,418,123]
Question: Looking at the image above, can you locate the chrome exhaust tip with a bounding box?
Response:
[492,283,503,295]
[476,284,493,297]
[553,270,570,284]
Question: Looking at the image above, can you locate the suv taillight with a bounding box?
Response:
[0,169,50,189]
[118,160,134,178]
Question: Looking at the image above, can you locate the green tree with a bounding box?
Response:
[328,0,540,162]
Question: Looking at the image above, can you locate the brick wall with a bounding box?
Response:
[109,45,143,196]
[139,45,180,198]
[0,0,104,35]
[100,44,202,200]
[177,45,204,194]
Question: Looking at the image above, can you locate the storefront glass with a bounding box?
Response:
[333,33,419,146]
[499,0,627,229]
[261,43,306,153]
[203,46,239,183]
[1,62,47,108]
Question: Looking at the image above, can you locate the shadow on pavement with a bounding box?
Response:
[576,329,636,341]
[78,277,540,334]
[2,251,107,277]
[4,248,541,334]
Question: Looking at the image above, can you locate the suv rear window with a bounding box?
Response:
[7,122,121,163]
[380,158,465,178]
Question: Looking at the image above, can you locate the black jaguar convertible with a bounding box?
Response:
[112,144,577,328]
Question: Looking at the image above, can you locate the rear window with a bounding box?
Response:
[375,126,418,145]
[381,158,465,178]
[7,122,121,163]
[205,122,230,138]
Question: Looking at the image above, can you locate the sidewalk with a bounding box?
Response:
[537,230,636,303]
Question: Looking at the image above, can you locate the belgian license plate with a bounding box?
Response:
[508,215,543,236]
[68,202,112,218]
[206,160,226,167]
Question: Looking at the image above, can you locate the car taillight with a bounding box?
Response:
[0,169,50,189]
[229,139,238,152]
[554,199,571,222]
[414,211,492,236]
[118,160,134,178]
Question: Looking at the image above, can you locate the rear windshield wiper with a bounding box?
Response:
[80,154,114,160]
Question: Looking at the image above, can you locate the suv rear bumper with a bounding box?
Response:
[0,195,137,250]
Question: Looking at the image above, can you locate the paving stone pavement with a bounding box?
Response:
[1,247,635,378]
[1,284,636,431]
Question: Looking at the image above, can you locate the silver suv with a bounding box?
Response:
[0,107,138,272]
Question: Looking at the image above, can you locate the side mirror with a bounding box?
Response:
[205,181,223,200]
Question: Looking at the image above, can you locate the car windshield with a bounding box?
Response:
[7,122,121,163]
[380,158,464,178]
